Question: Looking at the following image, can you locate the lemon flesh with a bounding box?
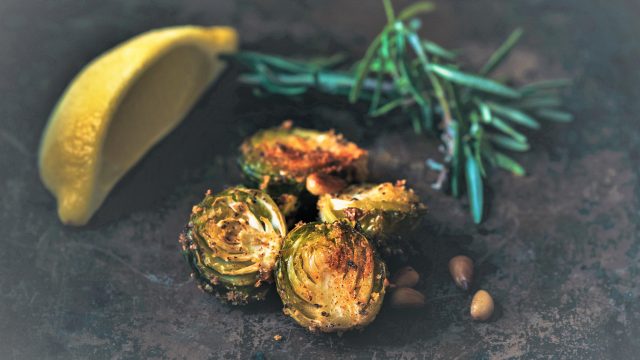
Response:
[39,26,238,226]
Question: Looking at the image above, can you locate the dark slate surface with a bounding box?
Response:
[1,0,639,359]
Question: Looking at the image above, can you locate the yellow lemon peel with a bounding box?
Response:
[39,26,238,225]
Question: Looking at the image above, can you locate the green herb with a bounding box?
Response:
[225,0,571,224]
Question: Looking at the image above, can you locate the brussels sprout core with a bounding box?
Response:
[180,187,287,305]
[318,181,426,256]
[239,122,368,216]
[275,222,387,333]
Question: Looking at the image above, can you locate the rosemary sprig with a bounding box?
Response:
[225,0,572,224]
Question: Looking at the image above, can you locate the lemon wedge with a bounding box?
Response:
[39,26,238,226]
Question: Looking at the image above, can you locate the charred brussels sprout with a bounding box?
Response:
[179,187,286,305]
[275,221,387,333]
[317,181,426,256]
[239,121,368,216]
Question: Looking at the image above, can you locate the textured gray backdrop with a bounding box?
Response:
[1,0,639,359]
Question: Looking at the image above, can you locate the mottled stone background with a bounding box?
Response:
[1,0,639,359]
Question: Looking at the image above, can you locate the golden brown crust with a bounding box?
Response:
[250,132,366,180]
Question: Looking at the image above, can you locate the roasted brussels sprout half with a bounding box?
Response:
[179,186,287,305]
[239,121,368,216]
[275,221,387,333]
[317,181,426,256]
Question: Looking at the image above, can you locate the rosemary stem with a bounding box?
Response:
[238,72,398,95]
